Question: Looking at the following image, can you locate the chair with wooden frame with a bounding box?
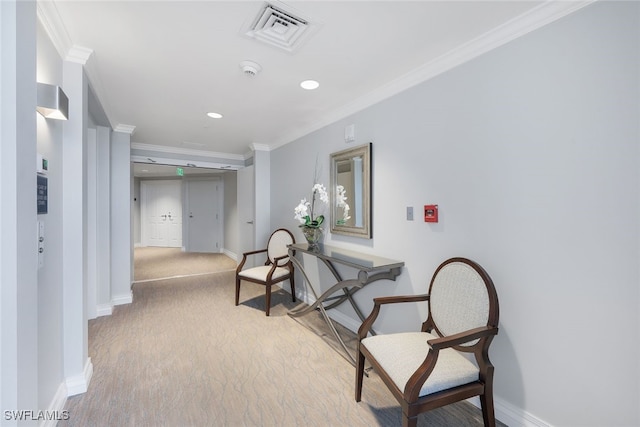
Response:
[235,228,296,316]
[356,257,500,427]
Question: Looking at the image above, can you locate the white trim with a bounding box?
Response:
[131,142,245,161]
[40,382,68,427]
[114,124,136,135]
[268,0,595,150]
[65,358,93,397]
[250,143,271,152]
[112,291,133,306]
[494,397,553,427]
[36,1,72,61]
[223,248,238,262]
[131,155,242,171]
[96,303,113,317]
[65,46,92,65]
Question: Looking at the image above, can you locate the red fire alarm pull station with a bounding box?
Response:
[424,205,438,222]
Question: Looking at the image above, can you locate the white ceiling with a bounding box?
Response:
[39,1,588,160]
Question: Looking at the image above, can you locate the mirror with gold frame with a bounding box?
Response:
[330,143,372,239]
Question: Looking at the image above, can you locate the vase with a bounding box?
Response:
[301,227,323,248]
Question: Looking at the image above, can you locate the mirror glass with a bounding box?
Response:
[330,143,372,238]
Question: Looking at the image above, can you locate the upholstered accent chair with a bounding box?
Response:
[235,228,296,316]
[356,257,500,427]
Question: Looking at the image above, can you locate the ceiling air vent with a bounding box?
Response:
[244,3,315,53]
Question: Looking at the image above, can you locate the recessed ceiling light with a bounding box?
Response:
[207,112,223,119]
[300,80,319,90]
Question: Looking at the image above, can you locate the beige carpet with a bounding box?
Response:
[134,247,237,282]
[60,248,499,426]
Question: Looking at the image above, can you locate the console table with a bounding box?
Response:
[287,243,404,365]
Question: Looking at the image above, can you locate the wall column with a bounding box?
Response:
[252,145,271,245]
[0,0,39,417]
[110,130,132,304]
[62,59,92,396]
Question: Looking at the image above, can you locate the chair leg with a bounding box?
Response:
[289,275,296,302]
[235,276,241,306]
[480,391,496,427]
[355,348,365,402]
[481,367,496,427]
[265,284,271,316]
[402,415,418,427]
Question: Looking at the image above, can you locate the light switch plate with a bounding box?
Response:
[406,206,414,221]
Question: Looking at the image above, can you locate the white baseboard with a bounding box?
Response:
[467,395,552,427]
[65,358,93,397]
[223,248,237,262]
[494,396,551,427]
[112,291,132,306]
[96,303,113,317]
[96,291,132,317]
[39,382,68,427]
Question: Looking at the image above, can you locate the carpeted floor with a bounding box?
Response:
[133,247,237,282]
[60,248,499,426]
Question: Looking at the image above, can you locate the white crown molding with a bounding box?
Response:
[37,0,118,130]
[37,0,72,61]
[66,46,93,65]
[131,142,245,162]
[269,0,596,150]
[250,143,271,152]
[114,124,136,135]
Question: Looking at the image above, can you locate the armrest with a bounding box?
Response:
[404,325,499,401]
[243,248,267,257]
[373,294,429,306]
[427,326,498,350]
[273,253,291,267]
[264,254,294,280]
[236,248,267,272]
[358,294,430,340]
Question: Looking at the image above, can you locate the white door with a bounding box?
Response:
[186,179,220,253]
[237,166,255,265]
[141,180,183,247]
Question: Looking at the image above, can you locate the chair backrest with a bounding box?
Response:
[427,258,499,347]
[267,229,295,266]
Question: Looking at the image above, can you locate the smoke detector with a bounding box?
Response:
[240,60,262,77]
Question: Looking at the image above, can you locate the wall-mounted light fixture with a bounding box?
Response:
[36,82,69,120]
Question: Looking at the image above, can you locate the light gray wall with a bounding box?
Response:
[1,0,39,416]
[223,171,239,257]
[96,126,112,313]
[133,177,141,246]
[254,148,272,248]
[111,131,132,304]
[270,2,639,426]
[36,17,65,411]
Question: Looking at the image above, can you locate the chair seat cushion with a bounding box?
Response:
[238,266,290,282]
[361,332,479,398]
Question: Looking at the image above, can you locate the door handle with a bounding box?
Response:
[246,221,254,224]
